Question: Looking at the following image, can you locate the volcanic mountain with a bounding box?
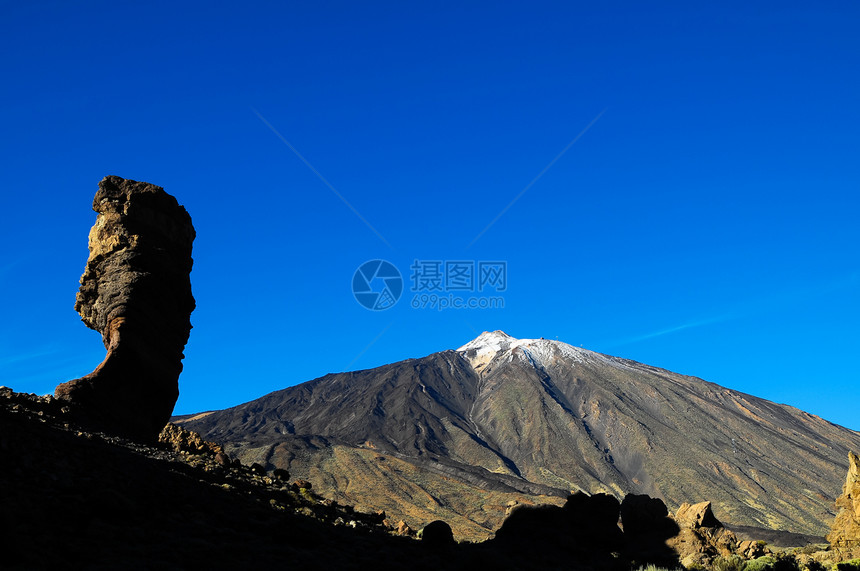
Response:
[179,331,860,540]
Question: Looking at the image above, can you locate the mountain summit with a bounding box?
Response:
[179,331,860,539]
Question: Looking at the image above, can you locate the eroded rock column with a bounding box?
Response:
[55,176,195,441]
[828,452,860,558]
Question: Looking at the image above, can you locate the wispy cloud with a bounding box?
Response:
[467,108,606,248]
[345,321,396,370]
[603,314,737,349]
[602,270,860,350]
[0,347,62,368]
[252,107,394,250]
[0,348,95,393]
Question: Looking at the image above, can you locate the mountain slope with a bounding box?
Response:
[180,331,860,538]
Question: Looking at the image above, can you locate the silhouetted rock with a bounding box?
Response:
[492,491,624,569]
[494,503,569,543]
[419,520,455,546]
[621,494,680,568]
[55,176,195,442]
[564,491,624,551]
[828,452,860,558]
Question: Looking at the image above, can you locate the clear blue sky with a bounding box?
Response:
[2,1,858,428]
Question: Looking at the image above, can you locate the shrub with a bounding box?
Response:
[744,556,776,571]
[714,555,748,571]
[803,561,825,571]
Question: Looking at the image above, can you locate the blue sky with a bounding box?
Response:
[1,1,858,429]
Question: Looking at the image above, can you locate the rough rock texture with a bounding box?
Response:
[828,452,860,558]
[158,422,228,462]
[675,501,722,529]
[55,176,195,442]
[668,500,741,568]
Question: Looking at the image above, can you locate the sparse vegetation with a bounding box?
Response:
[836,559,860,571]
[713,555,747,571]
[745,557,777,571]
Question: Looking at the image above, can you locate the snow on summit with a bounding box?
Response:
[457,330,594,372]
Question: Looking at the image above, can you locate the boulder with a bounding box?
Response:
[493,491,624,568]
[55,176,195,441]
[668,499,739,567]
[620,494,681,568]
[737,540,770,559]
[675,501,722,529]
[419,520,455,546]
[395,520,415,536]
[158,423,223,456]
[828,452,860,558]
[621,493,676,536]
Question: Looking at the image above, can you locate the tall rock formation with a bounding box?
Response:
[55,176,195,441]
[828,452,860,557]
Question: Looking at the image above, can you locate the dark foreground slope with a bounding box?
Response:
[5,385,722,571]
[180,332,860,539]
[0,388,480,570]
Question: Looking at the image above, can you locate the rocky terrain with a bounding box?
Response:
[10,384,860,570]
[55,176,196,442]
[0,387,457,569]
[179,331,860,540]
[0,386,738,570]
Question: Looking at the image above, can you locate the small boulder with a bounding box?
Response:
[395,520,415,536]
[419,520,455,546]
[675,501,722,529]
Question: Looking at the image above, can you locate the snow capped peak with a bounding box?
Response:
[457,330,624,375]
[456,330,514,353]
[456,331,516,372]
